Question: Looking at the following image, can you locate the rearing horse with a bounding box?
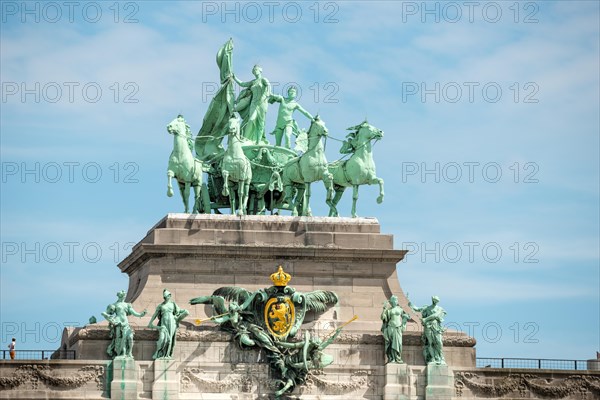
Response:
[221,116,252,215]
[167,115,206,213]
[327,121,384,218]
[280,116,333,216]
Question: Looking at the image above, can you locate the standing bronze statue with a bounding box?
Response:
[148,289,189,359]
[102,290,147,359]
[269,87,314,149]
[409,295,447,365]
[381,295,410,363]
[234,65,271,144]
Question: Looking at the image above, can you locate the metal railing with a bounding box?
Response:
[477,357,599,371]
[1,350,76,360]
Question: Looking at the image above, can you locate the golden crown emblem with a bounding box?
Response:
[270,266,291,287]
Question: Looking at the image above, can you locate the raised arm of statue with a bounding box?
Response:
[235,75,252,87]
[296,103,313,121]
[127,304,147,318]
[269,94,284,104]
[409,302,424,313]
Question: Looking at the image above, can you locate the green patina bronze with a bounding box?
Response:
[220,116,253,216]
[102,290,147,359]
[409,295,447,365]
[234,64,271,144]
[167,39,384,217]
[148,289,189,359]
[328,121,385,218]
[381,295,410,364]
[189,266,349,397]
[279,116,334,216]
[167,115,210,214]
[195,38,235,161]
[269,87,313,149]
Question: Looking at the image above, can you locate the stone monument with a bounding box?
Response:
[1,40,505,400]
[62,39,477,399]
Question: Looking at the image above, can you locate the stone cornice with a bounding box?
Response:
[72,326,475,347]
[119,243,407,275]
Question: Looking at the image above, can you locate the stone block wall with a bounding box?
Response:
[0,360,108,399]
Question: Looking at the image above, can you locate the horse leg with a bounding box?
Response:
[201,183,211,213]
[370,176,385,204]
[279,170,291,203]
[304,183,312,217]
[351,185,360,218]
[167,171,175,197]
[236,184,244,216]
[239,180,251,216]
[222,170,230,197]
[192,184,201,214]
[280,175,295,210]
[184,182,192,213]
[257,195,266,215]
[178,181,189,213]
[294,185,306,217]
[377,177,385,204]
[228,181,237,215]
[255,186,267,215]
[323,170,334,204]
[328,185,345,217]
[248,192,256,215]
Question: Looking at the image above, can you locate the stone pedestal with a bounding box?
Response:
[384,363,413,400]
[425,364,454,400]
[152,359,179,399]
[118,214,409,334]
[110,357,139,400]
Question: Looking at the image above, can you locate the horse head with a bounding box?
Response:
[350,120,383,144]
[167,115,187,136]
[308,115,328,138]
[226,115,242,140]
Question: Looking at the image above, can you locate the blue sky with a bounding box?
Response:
[1,1,598,361]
